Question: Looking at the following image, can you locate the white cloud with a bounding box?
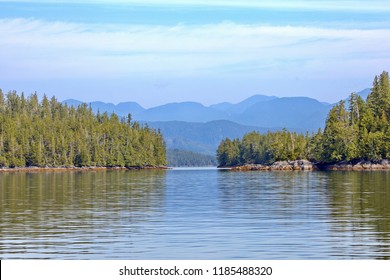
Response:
[0,18,389,81]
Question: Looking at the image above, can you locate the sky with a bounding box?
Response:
[1,0,390,107]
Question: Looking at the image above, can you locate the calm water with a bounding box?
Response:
[0,168,390,259]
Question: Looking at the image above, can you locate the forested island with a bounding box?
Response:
[0,90,167,170]
[217,71,390,170]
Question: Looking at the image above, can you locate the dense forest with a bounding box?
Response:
[0,90,167,168]
[167,149,218,167]
[217,71,390,166]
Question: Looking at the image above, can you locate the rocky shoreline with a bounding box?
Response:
[317,159,390,171]
[221,159,390,171]
[0,165,169,173]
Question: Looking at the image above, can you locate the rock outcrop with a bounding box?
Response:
[228,160,315,171]
[319,160,390,170]
[224,159,390,171]
[270,160,314,171]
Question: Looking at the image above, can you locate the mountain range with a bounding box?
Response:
[145,120,276,155]
[63,88,370,156]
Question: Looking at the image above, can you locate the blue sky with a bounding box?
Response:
[1,0,389,107]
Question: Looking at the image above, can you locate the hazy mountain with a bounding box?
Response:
[209,102,234,112]
[227,94,278,115]
[62,99,145,116]
[146,120,276,155]
[62,88,372,155]
[134,94,330,131]
[88,101,117,114]
[62,99,83,107]
[238,97,329,131]
[134,102,228,122]
[115,102,145,116]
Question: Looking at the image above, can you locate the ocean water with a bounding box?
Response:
[1,168,389,259]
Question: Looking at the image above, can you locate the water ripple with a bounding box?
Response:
[1,169,390,259]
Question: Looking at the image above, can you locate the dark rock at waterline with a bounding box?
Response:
[319,160,390,170]
[271,160,315,171]
[222,159,390,171]
[225,160,315,171]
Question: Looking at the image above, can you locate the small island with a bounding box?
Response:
[0,90,167,171]
[217,71,390,171]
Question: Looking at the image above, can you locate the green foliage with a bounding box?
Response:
[167,149,218,167]
[217,138,241,166]
[217,71,390,166]
[217,130,309,166]
[0,90,167,168]
[321,100,359,162]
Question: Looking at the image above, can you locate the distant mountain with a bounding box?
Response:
[62,88,372,156]
[210,102,234,112]
[62,99,145,116]
[146,120,276,155]
[87,101,117,114]
[135,102,228,122]
[135,94,334,131]
[226,94,277,115]
[238,97,330,131]
[115,102,145,116]
[62,99,83,107]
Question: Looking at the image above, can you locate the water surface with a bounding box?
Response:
[1,169,389,259]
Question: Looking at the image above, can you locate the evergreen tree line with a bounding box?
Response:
[0,90,167,168]
[167,149,218,167]
[217,71,390,166]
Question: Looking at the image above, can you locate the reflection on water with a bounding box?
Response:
[0,170,166,259]
[217,171,390,259]
[325,172,390,259]
[0,169,389,259]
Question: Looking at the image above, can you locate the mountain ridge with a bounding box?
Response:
[62,89,370,155]
[145,120,278,155]
[63,90,369,130]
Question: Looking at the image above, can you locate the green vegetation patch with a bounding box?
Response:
[167,149,217,167]
[217,71,390,167]
[0,91,167,168]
